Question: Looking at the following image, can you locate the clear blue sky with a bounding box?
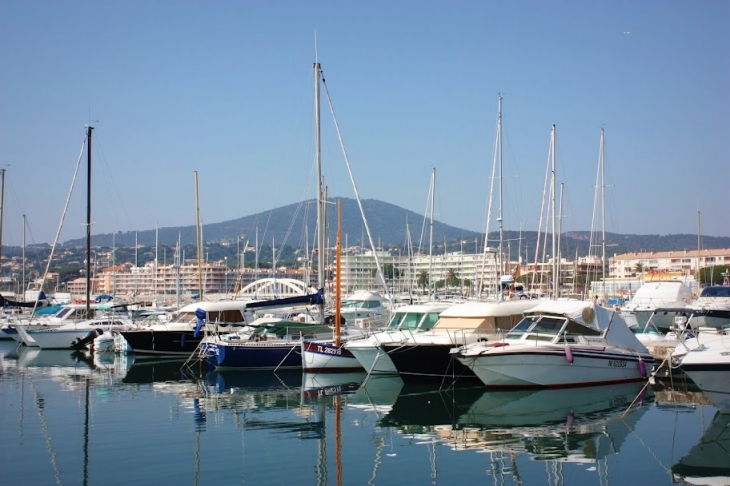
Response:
[1,1,727,247]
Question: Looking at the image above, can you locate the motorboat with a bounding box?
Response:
[344,302,453,375]
[454,300,653,388]
[672,329,730,413]
[684,284,730,330]
[620,280,694,332]
[339,290,391,328]
[382,299,537,383]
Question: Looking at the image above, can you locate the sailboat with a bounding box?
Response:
[200,62,335,369]
[302,200,368,372]
[15,127,136,349]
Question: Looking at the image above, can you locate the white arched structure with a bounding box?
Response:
[238,278,313,300]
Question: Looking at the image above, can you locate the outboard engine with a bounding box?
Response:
[71,329,104,351]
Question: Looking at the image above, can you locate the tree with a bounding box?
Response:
[417,270,429,291]
[634,263,644,274]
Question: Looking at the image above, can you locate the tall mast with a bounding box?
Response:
[194,171,203,300]
[497,95,504,300]
[85,126,93,317]
[334,200,342,346]
[550,124,557,299]
[154,223,159,304]
[22,214,26,299]
[0,168,5,277]
[314,62,326,322]
[696,209,701,285]
[429,167,435,298]
[600,128,607,287]
[557,182,564,296]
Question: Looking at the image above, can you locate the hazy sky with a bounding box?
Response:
[1,1,727,246]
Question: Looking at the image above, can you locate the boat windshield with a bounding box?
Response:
[342,300,381,309]
[170,312,197,324]
[507,315,566,340]
[386,312,405,328]
[418,312,442,331]
[700,287,730,298]
[506,314,541,338]
[399,312,425,330]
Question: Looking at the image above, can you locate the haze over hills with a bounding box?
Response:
[54,197,730,256]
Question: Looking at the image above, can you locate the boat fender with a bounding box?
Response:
[565,344,574,364]
[181,333,186,347]
[638,357,647,378]
[566,412,574,431]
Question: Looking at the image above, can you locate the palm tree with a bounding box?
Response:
[634,262,644,274]
[417,270,429,291]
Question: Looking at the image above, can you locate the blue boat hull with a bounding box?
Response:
[202,341,302,369]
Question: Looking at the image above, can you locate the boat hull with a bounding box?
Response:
[120,330,202,356]
[301,340,363,372]
[382,343,479,383]
[458,347,651,389]
[346,343,398,374]
[201,340,302,369]
[24,328,104,350]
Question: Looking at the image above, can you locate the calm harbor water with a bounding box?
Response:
[1,340,727,486]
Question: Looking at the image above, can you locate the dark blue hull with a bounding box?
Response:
[202,340,302,369]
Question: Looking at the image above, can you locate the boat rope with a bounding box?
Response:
[30,137,86,324]
[274,337,301,373]
[361,348,384,387]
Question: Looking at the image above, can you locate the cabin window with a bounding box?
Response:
[386,313,405,328]
[530,316,566,335]
[400,312,425,330]
[419,312,441,331]
[563,320,601,336]
[506,315,540,338]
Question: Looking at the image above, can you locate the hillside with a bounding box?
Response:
[55,197,730,255]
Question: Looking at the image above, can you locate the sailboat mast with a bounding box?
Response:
[85,126,93,317]
[314,62,325,295]
[550,124,557,299]
[600,128,607,284]
[194,171,203,300]
[429,167,435,298]
[497,95,504,300]
[22,214,26,299]
[697,209,701,285]
[0,168,4,277]
[335,200,342,347]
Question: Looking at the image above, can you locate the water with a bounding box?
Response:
[1,340,727,486]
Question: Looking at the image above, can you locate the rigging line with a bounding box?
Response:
[29,136,86,323]
[93,134,134,233]
[320,72,389,300]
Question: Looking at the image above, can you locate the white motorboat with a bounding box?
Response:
[343,302,453,375]
[684,285,730,330]
[381,299,538,383]
[339,290,391,328]
[454,300,653,389]
[17,316,135,350]
[672,329,730,413]
[621,280,694,332]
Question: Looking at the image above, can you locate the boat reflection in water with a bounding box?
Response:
[672,410,730,485]
[382,382,652,464]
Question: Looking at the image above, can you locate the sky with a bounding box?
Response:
[0,0,727,247]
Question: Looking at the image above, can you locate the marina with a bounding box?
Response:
[1,340,728,486]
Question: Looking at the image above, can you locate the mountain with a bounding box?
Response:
[59,197,730,255]
[62,198,481,249]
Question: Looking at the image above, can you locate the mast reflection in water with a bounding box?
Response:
[0,340,727,485]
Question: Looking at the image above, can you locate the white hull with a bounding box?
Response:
[458,346,649,388]
[677,334,730,413]
[347,344,398,374]
[683,369,730,413]
[301,340,364,372]
[26,328,103,350]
